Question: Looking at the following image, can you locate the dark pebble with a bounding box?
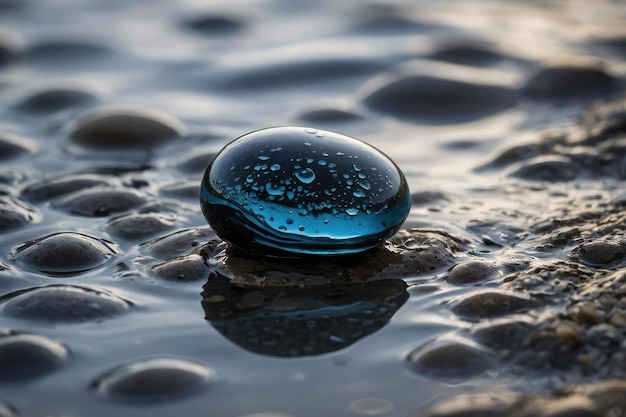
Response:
[26,39,113,64]
[69,106,186,151]
[52,188,147,217]
[576,240,625,266]
[0,285,130,323]
[428,41,515,67]
[0,332,69,382]
[361,73,518,123]
[407,338,494,381]
[452,290,540,320]
[140,227,216,260]
[175,150,216,174]
[91,358,217,403]
[106,212,176,240]
[148,254,211,282]
[0,197,39,233]
[478,143,553,170]
[159,181,199,200]
[522,61,619,100]
[295,107,363,124]
[212,57,388,92]
[20,174,110,203]
[0,133,37,162]
[14,87,97,114]
[509,156,578,182]
[447,260,499,285]
[12,232,116,276]
[410,191,450,206]
[0,31,23,68]
[471,317,534,350]
[183,13,247,36]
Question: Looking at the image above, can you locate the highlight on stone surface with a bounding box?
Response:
[200,126,411,255]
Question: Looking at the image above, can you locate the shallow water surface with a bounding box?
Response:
[0,0,625,416]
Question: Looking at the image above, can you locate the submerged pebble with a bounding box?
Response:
[12,232,116,276]
[407,338,494,381]
[0,197,39,233]
[52,188,146,217]
[106,212,176,240]
[200,126,410,255]
[0,133,37,162]
[91,358,217,403]
[20,174,110,202]
[148,254,211,282]
[0,332,69,382]
[14,87,97,114]
[452,289,540,320]
[0,285,130,323]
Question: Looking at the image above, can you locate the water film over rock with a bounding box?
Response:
[200,126,411,255]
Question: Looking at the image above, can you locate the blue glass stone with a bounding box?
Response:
[200,127,411,255]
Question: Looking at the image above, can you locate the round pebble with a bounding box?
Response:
[148,254,211,282]
[576,240,625,266]
[141,226,216,260]
[0,285,130,323]
[451,289,540,320]
[159,180,199,200]
[0,197,40,233]
[509,156,578,182]
[12,232,116,276]
[361,72,517,123]
[407,338,494,381]
[0,133,37,162]
[14,87,97,114]
[200,126,411,256]
[0,332,69,382]
[447,260,499,285]
[106,212,176,240]
[52,188,146,217]
[175,150,217,174]
[522,60,618,100]
[20,173,110,202]
[91,358,217,402]
[471,317,534,350]
[183,13,247,36]
[69,106,187,151]
[428,41,513,67]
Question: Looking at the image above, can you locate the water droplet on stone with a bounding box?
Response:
[200,126,411,255]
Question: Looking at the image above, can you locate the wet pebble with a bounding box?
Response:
[508,156,578,182]
[20,174,110,202]
[52,188,146,217]
[295,107,363,125]
[69,106,186,151]
[0,133,37,162]
[200,126,411,255]
[148,254,211,282]
[471,317,534,350]
[451,290,540,320]
[0,285,130,323]
[106,212,176,240]
[407,338,494,381]
[26,39,113,65]
[522,59,619,100]
[361,72,518,123]
[12,232,116,276]
[428,40,516,67]
[141,227,216,260]
[183,13,247,36]
[159,180,199,200]
[576,240,625,267]
[0,197,40,233]
[447,260,499,285]
[0,332,69,382]
[91,358,217,403]
[176,150,216,174]
[14,87,97,114]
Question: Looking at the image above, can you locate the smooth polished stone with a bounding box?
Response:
[200,126,410,255]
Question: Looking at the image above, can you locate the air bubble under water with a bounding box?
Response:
[200,127,410,255]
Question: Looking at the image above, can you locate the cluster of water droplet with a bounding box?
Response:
[200,127,410,255]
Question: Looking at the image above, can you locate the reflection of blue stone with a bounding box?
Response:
[200,127,410,255]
